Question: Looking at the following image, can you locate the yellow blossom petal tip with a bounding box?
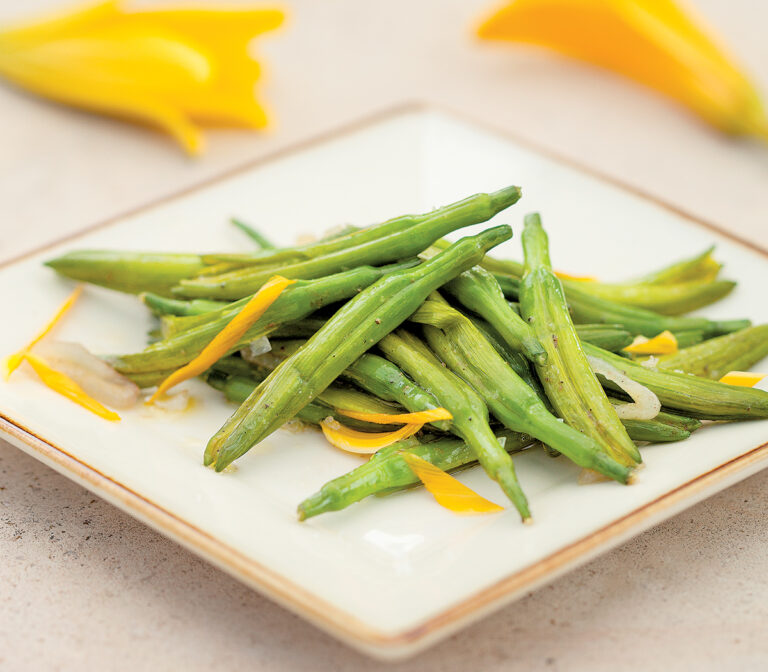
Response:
[399,452,504,514]
[718,371,767,387]
[320,418,423,455]
[5,284,83,380]
[477,0,768,141]
[0,2,285,153]
[623,330,678,355]
[150,275,294,402]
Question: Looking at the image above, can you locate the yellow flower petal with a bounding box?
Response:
[623,330,678,355]
[0,2,285,152]
[555,270,597,282]
[0,51,204,154]
[477,0,767,138]
[24,353,120,421]
[150,275,294,401]
[399,452,504,514]
[4,285,83,379]
[335,407,453,425]
[718,371,767,387]
[320,418,422,454]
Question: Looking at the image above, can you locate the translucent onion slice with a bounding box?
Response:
[718,371,767,387]
[320,417,422,454]
[240,336,272,360]
[335,407,452,425]
[34,340,139,409]
[587,354,661,420]
[399,452,504,514]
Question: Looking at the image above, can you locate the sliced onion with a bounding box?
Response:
[587,354,661,420]
[150,389,191,412]
[241,337,283,369]
[33,340,139,409]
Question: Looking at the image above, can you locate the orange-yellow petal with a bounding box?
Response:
[476,0,767,137]
[0,52,204,154]
[718,371,767,387]
[320,418,422,454]
[24,353,120,421]
[555,270,597,282]
[623,330,678,355]
[150,275,294,401]
[335,407,452,425]
[4,285,83,379]
[399,452,504,514]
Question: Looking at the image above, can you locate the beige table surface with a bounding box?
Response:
[1,1,767,669]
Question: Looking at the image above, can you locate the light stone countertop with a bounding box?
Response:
[1,1,767,669]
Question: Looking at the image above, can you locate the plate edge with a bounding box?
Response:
[1,101,767,659]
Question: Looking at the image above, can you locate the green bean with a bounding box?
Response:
[671,330,705,348]
[444,266,546,364]
[45,251,207,296]
[494,273,750,338]
[520,213,641,467]
[174,187,522,299]
[467,244,732,314]
[653,324,768,379]
[606,399,700,442]
[470,319,548,400]
[469,316,700,439]
[652,410,702,433]
[141,292,227,317]
[583,342,768,420]
[205,226,514,472]
[203,188,518,270]
[262,339,452,432]
[230,218,277,249]
[378,329,530,520]
[412,297,634,483]
[205,370,393,431]
[633,246,721,285]
[297,431,535,520]
[618,419,690,443]
[112,260,419,376]
[573,324,634,352]
[575,279,736,316]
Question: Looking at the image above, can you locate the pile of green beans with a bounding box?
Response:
[43,186,768,525]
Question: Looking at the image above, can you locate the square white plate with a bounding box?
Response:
[1,105,766,660]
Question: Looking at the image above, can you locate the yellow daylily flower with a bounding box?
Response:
[477,0,768,141]
[0,1,285,154]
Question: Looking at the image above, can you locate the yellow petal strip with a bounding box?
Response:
[399,452,504,514]
[718,371,767,387]
[623,330,678,355]
[320,417,422,455]
[335,407,453,425]
[150,275,294,401]
[24,353,120,421]
[555,270,597,282]
[4,285,83,379]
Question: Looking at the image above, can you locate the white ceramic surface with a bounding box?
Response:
[0,108,766,660]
